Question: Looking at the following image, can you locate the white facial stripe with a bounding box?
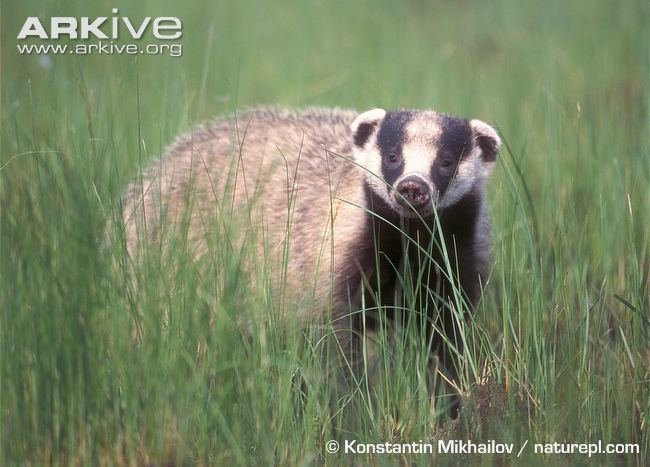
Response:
[406,112,443,141]
[398,114,442,194]
[352,139,394,206]
[394,143,436,209]
[401,140,437,178]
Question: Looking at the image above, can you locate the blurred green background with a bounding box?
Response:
[2,0,648,464]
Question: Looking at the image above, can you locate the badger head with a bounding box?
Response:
[350,108,501,218]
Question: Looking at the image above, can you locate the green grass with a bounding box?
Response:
[2,0,649,464]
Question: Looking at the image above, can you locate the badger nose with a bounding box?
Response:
[396,176,431,209]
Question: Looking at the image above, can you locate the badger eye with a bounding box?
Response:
[387,153,400,165]
[440,159,452,168]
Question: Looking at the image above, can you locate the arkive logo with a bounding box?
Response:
[17,9,182,40]
[16,9,183,57]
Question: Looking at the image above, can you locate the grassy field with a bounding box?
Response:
[2,0,649,464]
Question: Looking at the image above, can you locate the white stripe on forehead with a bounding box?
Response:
[405,111,443,141]
[401,113,442,177]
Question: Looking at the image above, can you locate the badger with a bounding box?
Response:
[119,106,500,400]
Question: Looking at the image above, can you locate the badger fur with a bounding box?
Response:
[120,106,500,393]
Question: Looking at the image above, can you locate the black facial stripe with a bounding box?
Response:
[377,111,413,187]
[438,115,472,161]
[431,115,472,198]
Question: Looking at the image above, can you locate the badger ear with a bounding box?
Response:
[351,108,386,148]
[470,119,501,162]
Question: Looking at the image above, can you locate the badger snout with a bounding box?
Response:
[395,176,431,209]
